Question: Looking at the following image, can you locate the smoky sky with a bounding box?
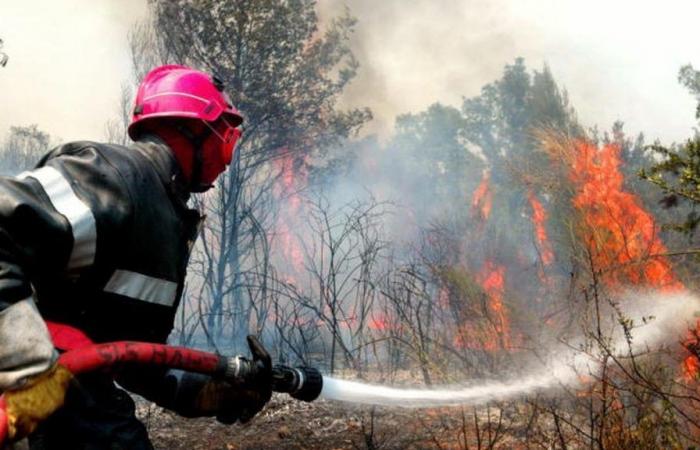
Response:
[1,0,699,144]
[318,0,700,142]
[0,0,147,143]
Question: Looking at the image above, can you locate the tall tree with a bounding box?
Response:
[640,64,700,237]
[458,59,582,321]
[144,0,371,348]
[679,64,700,121]
[388,103,484,225]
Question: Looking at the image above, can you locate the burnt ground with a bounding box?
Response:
[138,395,540,450]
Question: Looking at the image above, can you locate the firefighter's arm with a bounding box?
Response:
[0,171,82,438]
[0,169,79,387]
[0,145,131,439]
[117,336,273,423]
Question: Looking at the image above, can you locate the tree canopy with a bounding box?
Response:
[640,64,700,235]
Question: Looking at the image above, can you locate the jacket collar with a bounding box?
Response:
[132,134,191,204]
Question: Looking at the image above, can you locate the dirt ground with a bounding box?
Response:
[138,394,534,450]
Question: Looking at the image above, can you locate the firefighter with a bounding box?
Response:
[0,65,271,449]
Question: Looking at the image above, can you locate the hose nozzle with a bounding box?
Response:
[271,365,323,402]
[222,355,323,402]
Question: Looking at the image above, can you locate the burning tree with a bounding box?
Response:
[525,128,700,447]
[457,60,583,334]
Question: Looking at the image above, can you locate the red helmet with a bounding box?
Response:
[128,64,243,140]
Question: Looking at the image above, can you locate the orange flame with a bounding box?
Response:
[369,312,391,332]
[453,261,513,351]
[472,170,493,220]
[479,261,512,349]
[565,139,696,377]
[569,141,681,291]
[528,191,554,267]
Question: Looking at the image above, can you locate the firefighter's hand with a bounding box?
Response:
[195,336,272,424]
[3,364,72,440]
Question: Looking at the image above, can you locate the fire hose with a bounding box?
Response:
[0,341,323,445]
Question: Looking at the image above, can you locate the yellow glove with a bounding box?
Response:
[4,364,72,440]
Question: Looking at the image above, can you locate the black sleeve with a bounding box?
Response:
[116,367,214,418]
[0,142,133,389]
[0,162,84,388]
[0,173,75,308]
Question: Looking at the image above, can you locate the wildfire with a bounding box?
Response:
[453,261,514,351]
[568,140,682,291]
[454,170,516,351]
[479,261,511,348]
[538,131,696,377]
[472,170,493,220]
[369,312,391,332]
[528,191,554,267]
[273,149,307,274]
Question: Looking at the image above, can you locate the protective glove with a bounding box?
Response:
[2,364,72,440]
[201,335,272,424]
[168,335,272,424]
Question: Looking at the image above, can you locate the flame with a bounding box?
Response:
[538,132,695,377]
[369,312,391,331]
[457,170,516,351]
[478,261,512,349]
[453,261,513,351]
[528,191,554,266]
[273,149,307,274]
[568,140,682,291]
[472,170,492,220]
[684,353,700,377]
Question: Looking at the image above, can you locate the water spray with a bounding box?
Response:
[231,291,700,409]
[317,291,700,407]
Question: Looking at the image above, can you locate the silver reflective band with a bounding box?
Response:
[143,92,209,104]
[19,166,97,269]
[104,270,178,307]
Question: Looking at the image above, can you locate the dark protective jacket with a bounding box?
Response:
[0,137,202,449]
[0,137,200,345]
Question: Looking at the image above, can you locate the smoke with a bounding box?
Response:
[0,0,148,142]
[320,290,700,407]
[2,1,698,144]
[318,0,700,143]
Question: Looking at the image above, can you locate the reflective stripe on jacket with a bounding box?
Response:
[0,137,201,388]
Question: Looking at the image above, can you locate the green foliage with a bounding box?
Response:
[640,138,700,234]
[679,64,700,120]
[462,58,580,171]
[437,265,482,302]
[462,59,580,261]
[389,103,484,220]
[639,64,700,235]
[150,0,371,161]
